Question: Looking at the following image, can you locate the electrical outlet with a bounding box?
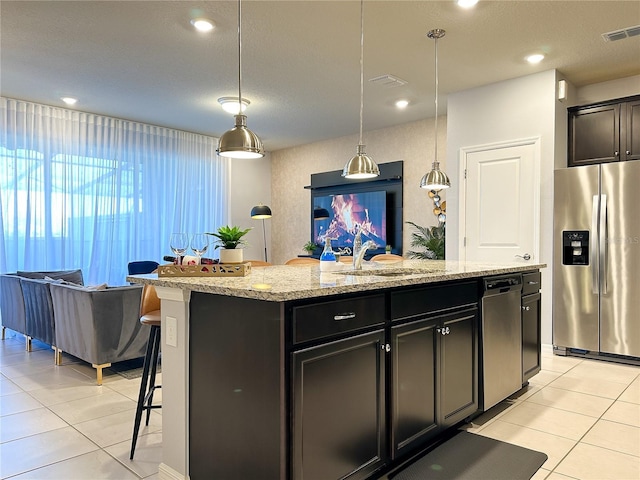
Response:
[166,316,177,347]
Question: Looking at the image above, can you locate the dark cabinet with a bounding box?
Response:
[291,330,387,480]
[391,307,478,460]
[390,283,478,460]
[568,96,640,166]
[522,272,542,383]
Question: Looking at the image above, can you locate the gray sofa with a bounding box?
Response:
[49,282,148,384]
[0,269,83,350]
[1,270,148,384]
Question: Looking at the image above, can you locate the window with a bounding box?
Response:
[0,98,229,285]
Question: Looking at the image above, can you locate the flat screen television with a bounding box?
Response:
[313,190,386,252]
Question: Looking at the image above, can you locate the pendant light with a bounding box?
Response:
[342,0,380,180]
[217,0,264,159]
[420,28,450,191]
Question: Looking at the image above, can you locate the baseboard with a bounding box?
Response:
[541,343,553,355]
[158,463,187,480]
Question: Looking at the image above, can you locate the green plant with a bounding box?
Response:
[406,221,445,260]
[303,241,317,254]
[207,225,251,250]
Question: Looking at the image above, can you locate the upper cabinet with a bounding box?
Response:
[568,95,640,167]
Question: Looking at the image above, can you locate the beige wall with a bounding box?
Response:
[269,118,447,265]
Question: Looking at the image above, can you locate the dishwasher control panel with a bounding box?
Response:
[483,274,522,293]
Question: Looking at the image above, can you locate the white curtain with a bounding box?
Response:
[0,98,229,285]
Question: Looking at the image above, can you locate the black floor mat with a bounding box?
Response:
[391,431,548,480]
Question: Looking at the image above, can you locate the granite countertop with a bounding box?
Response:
[127,260,546,302]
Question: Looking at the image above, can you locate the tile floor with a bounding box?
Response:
[1,331,639,480]
[464,345,640,480]
[0,331,162,479]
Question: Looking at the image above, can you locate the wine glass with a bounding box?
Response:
[170,233,189,265]
[191,233,209,265]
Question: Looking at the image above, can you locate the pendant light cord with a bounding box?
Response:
[433,33,439,166]
[237,0,243,115]
[358,0,364,146]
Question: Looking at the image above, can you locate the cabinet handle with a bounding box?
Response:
[522,306,530,311]
[381,343,391,352]
[615,151,619,157]
[627,151,631,155]
[527,281,539,285]
[438,326,450,335]
[334,312,356,321]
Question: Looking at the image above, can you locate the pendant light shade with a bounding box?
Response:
[420,163,450,190]
[343,144,380,179]
[420,28,450,191]
[342,0,379,180]
[218,114,264,159]
[216,0,264,159]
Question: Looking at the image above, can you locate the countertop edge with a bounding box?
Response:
[127,262,546,302]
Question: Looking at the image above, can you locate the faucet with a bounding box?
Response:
[352,228,376,270]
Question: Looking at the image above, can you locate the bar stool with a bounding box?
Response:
[130,283,161,459]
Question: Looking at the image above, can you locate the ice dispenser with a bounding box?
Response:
[562,231,589,265]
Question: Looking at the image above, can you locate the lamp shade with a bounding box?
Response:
[313,207,330,220]
[218,115,264,159]
[342,144,380,179]
[250,204,272,219]
[420,162,451,191]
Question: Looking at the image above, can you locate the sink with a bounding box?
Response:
[334,268,440,277]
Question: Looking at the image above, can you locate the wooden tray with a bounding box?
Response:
[157,263,251,277]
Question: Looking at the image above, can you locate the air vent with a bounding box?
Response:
[601,25,640,42]
[369,74,408,87]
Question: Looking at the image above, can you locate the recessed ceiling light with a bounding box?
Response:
[395,99,409,109]
[217,96,250,114]
[61,97,77,105]
[457,0,479,8]
[526,53,545,64]
[190,18,215,32]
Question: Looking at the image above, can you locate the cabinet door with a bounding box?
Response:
[522,292,541,382]
[390,318,438,459]
[440,307,478,427]
[624,100,640,161]
[292,330,387,480]
[569,104,620,166]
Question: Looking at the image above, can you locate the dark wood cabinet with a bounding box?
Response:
[292,330,387,480]
[390,307,478,459]
[390,318,438,458]
[390,283,478,461]
[522,272,542,383]
[568,96,640,166]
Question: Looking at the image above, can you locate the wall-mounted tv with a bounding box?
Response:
[313,191,387,251]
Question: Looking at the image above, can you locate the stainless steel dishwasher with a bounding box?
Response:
[480,274,523,411]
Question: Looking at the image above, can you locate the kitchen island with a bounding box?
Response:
[128,259,545,480]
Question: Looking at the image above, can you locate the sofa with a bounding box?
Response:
[0,270,148,384]
[0,269,83,350]
[49,282,149,384]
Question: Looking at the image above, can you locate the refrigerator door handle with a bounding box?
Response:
[600,194,607,295]
[591,195,599,294]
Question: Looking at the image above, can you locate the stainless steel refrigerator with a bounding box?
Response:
[553,161,640,360]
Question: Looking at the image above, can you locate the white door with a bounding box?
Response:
[461,139,539,263]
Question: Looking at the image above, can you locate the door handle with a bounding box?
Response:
[515,253,531,261]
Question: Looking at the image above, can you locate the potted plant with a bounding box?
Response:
[207,225,251,264]
[302,241,317,255]
[406,221,445,260]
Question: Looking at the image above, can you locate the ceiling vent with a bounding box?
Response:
[369,74,408,87]
[601,25,640,42]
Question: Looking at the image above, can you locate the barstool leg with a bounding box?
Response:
[130,325,158,460]
[145,329,161,426]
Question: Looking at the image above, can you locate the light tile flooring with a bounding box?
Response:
[0,331,162,479]
[464,346,640,480]
[1,332,639,480]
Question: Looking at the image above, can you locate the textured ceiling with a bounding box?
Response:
[1,0,639,151]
